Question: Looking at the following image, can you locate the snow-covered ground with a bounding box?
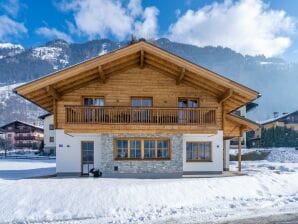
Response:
[0,148,297,223]
[0,159,55,179]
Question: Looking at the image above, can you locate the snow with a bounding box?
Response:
[32,47,62,61]
[99,43,108,56]
[32,47,69,68]
[230,147,298,163]
[0,149,297,223]
[0,159,55,179]
[0,82,24,105]
[0,43,24,50]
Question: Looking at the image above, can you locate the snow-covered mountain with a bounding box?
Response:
[0,83,44,126]
[0,43,24,59]
[0,38,297,124]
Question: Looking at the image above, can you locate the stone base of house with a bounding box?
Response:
[102,172,183,178]
[55,130,226,178]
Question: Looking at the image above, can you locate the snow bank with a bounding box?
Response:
[230,148,298,163]
[267,148,298,163]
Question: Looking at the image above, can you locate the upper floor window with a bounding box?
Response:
[178,98,199,108]
[84,97,104,106]
[186,142,212,162]
[131,97,152,107]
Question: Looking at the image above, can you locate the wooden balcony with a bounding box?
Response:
[65,106,217,126]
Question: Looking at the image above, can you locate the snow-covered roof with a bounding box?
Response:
[260,110,297,125]
[0,120,43,131]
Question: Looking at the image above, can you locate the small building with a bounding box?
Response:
[39,113,56,155]
[0,121,44,149]
[14,40,260,177]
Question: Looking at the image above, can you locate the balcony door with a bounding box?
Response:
[81,141,94,175]
[178,98,199,123]
[83,97,104,122]
[131,97,153,123]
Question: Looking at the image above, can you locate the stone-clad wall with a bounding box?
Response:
[100,134,183,178]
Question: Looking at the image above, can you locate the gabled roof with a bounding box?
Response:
[14,40,260,113]
[0,120,43,132]
[261,110,297,125]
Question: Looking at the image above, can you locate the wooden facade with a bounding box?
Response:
[14,41,259,138]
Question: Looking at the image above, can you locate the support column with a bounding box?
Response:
[238,136,241,172]
[223,140,230,171]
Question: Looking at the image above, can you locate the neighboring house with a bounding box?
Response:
[14,40,259,177]
[248,110,298,147]
[39,113,56,155]
[0,121,44,149]
[0,128,5,139]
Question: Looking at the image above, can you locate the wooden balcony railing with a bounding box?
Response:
[65,106,217,126]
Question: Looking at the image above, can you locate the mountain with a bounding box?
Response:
[0,38,297,125]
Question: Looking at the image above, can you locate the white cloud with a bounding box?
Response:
[36,27,73,43]
[134,6,159,39]
[0,15,27,41]
[1,0,21,17]
[168,0,296,57]
[57,0,159,40]
[128,0,142,17]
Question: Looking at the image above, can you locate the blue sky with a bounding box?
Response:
[0,0,298,61]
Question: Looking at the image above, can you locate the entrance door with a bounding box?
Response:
[81,141,94,175]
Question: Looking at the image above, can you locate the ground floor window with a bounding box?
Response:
[186,142,212,162]
[114,138,171,160]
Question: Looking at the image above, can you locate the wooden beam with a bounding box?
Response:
[53,98,57,128]
[45,86,61,100]
[98,65,106,83]
[140,49,144,69]
[176,67,185,85]
[238,136,242,172]
[218,89,233,104]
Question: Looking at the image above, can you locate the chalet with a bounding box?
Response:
[0,120,44,149]
[39,113,56,155]
[14,40,259,177]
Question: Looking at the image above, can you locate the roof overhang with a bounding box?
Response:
[226,114,260,131]
[14,40,260,113]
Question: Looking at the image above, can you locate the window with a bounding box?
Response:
[178,98,199,108]
[178,98,199,123]
[131,97,153,123]
[130,140,141,159]
[49,124,54,130]
[84,97,104,106]
[131,97,152,107]
[115,138,170,160]
[186,142,212,162]
[116,139,129,159]
[49,137,54,142]
[144,140,155,158]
